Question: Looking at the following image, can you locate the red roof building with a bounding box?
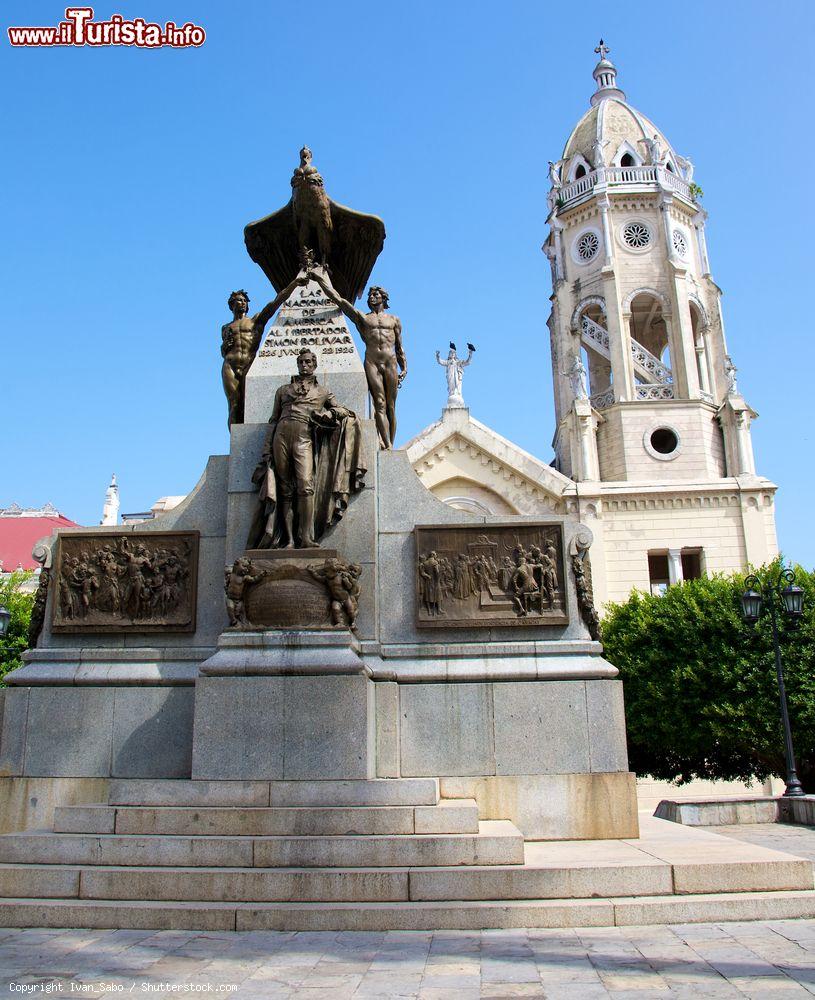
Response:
[0,504,79,572]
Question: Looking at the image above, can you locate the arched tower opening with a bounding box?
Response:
[576,302,613,405]
[628,293,674,399]
[689,300,714,400]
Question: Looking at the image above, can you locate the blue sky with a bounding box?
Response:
[3,1,814,566]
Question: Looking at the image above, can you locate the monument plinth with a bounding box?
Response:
[244,277,368,422]
[1,145,637,848]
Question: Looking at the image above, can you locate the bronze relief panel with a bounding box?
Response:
[415,523,568,629]
[52,531,199,633]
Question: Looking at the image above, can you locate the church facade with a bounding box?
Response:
[407,44,778,610]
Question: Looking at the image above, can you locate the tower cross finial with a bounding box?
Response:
[594,38,610,60]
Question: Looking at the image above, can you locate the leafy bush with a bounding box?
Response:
[0,571,35,685]
[601,562,815,790]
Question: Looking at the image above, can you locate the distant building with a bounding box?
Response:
[100,474,120,526]
[120,495,186,525]
[0,503,79,592]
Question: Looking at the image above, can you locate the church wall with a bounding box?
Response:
[598,499,747,606]
[597,403,726,482]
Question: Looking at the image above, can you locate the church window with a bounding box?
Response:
[666,162,674,173]
[648,548,703,594]
[649,427,678,455]
[575,164,587,179]
[672,229,688,258]
[622,221,652,250]
[681,549,703,580]
[575,230,600,262]
[648,553,670,595]
[620,153,635,167]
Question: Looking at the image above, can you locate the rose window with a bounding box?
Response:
[672,229,688,258]
[622,221,651,249]
[576,231,600,262]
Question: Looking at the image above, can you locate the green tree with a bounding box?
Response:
[0,571,35,685]
[601,562,815,790]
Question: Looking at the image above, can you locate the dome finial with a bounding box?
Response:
[590,38,626,107]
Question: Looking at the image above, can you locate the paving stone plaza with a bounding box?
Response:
[6,914,815,998]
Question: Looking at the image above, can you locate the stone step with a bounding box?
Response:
[252,821,523,868]
[0,864,410,903]
[0,821,523,869]
[1,843,808,905]
[2,889,815,931]
[53,800,480,837]
[107,778,440,808]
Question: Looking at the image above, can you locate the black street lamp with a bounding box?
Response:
[741,566,806,797]
[0,604,10,638]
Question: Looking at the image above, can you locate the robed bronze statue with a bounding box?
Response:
[244,146,385,304]
[247,348,366,549]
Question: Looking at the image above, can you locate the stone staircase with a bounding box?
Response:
[1,779,815,930]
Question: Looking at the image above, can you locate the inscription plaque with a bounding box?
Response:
[415,523,568,628]
[52,531,199,633]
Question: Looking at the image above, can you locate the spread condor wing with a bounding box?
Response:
[327,200,386,303]
[244,202,300,297]
[244,199,386,304]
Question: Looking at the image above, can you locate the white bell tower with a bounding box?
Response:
[542,42,778,601]
[545,41,757,483]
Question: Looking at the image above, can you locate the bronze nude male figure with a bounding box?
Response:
[221,276,305,427]
[248,347,365,550]
[310,268,407,449]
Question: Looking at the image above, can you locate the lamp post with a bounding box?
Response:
[741,566,806,797]
[0,605,10,638]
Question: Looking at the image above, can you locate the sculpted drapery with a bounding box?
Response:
[247,349,366,550]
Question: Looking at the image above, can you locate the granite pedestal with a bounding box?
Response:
[192,630,375,780]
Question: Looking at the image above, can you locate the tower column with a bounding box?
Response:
[605,284,633,402]
[693,210,711,276]
[575,399,601,481]
[660,194,701,399]
[596,193,615,268]
[550,216,565,283]
[703,329,717,400]
[668,278,702,399]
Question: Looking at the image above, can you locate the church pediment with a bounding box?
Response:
[405,410,570,515]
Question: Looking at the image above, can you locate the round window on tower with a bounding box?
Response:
[571,228,601,265]
[672,229,688,259]
[643,425,682,461]
[620,220,652,252]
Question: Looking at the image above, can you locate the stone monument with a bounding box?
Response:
[0,148,641,929]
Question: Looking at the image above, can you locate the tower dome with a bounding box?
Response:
[553,41,692,192]
[563,101,679,172]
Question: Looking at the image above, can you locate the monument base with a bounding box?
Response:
[199,628,367,677]
[191,672,375,780]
